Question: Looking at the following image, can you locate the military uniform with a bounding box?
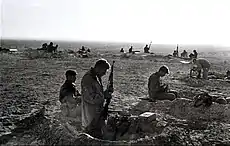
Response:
[192,58,210,79]
[59,81,81,118]
[81,68,105,138]
[148,72,175,101]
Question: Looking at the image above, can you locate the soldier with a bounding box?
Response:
[120,48,124,53]
[129,46,133,53]
[144,45,149,53]
[173,50,177,57]
[148,65,176,102]
[87,48,91,52]
[59,70,81,118]
[189,53,195,59]
[181,50,188,58]
[191,58,210,79]
[47,42,54,52]
[81,59,111,139]
[81,46,86,52]
[42,43,48,50]
[193,50,198,58]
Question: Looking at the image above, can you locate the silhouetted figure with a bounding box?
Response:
[193,50,198,58]
[53,45,58,52]
[129,46,133,53]
[87,48,91,52]
[189,53,195,59]
[42,43,48,50]
[173,50,177,57]
[120,48,124,53]
[47,42,54,52]
[46,42,58,53]
[144,45,149,53]
[81,46,85,51]
[181,50,188,58]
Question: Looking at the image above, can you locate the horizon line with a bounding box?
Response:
[1,37,230,49]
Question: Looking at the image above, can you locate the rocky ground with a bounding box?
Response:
[0,49,230,145]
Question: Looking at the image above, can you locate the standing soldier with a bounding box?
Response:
[148,65,177,102]
[191,58,210,79]
[129,46,133,53]
[81,59,112,139]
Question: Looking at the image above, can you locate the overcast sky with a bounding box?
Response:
[1,0,230,47]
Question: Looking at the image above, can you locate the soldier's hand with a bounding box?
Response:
[104,90,112,99]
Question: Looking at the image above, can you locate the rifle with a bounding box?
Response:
[103,60,115,119]
[148,41,152,50]
[85,61,115,136]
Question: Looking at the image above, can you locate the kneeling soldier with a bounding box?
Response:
[148,65,177,102]
[59,70,81,118]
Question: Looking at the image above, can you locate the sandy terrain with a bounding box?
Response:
[1,44,230,145]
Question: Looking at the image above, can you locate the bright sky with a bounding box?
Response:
[1,0,230,47]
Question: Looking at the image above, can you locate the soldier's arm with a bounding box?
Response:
[82,77,104,105]
[148,76,159,99]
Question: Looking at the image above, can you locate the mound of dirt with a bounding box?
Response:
[18,110,229,146]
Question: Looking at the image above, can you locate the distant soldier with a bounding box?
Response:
[87,48,91,52]
[42,43,48,50]
[193,50,198,58]
[120,48,124,53]
[129,46,133,53]
[53,44,58,52]
[189,53,195,59]
[59,70,81,117]
[173,50,177,57]
[181,50,188,58]
[191,58,210,79]
[47,42,54,52]
[81,59,112,139]
[144,45,149,53]
[81,46,86,52]
[148,65,177,102]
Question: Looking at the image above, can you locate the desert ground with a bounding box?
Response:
[1,40,230,145]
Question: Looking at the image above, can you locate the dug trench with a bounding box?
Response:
[2,97,230,145]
